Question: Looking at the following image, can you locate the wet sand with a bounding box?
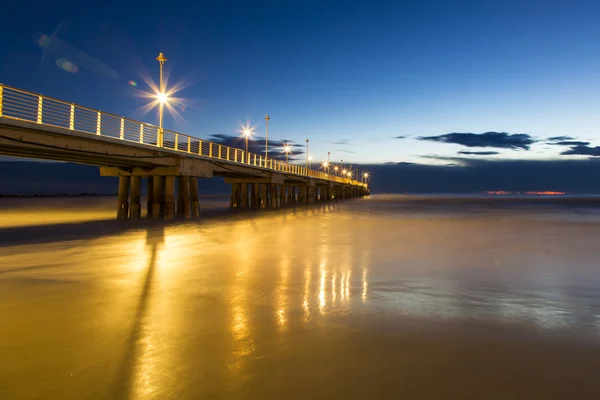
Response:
[2,195,600,399]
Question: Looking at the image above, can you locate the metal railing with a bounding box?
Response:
[0,84,365,187]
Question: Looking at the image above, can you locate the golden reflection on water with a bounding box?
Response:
[303,265,311,322]
[319,265,327,314]
[343,270,351,303]
[361,250,369,303]
[276,256,289,331]
[228,221,254,373]
[8,198,600,399]
[332,271,337,304]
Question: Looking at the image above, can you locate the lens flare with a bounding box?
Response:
[128,80,138,87]
[55,58,78,73]
[38,34,49,48]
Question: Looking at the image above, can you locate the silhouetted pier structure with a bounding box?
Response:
[0,84,369,219]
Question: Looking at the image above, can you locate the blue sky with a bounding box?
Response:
[2,0,600,165]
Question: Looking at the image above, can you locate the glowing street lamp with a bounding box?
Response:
[242,127,253,153]
[309,156,313,169]
[363,172,369,184]
[283,143,291,162]
[156,52,167,146]
[334,165,339,176]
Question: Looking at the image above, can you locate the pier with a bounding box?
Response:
[0,84,369,219]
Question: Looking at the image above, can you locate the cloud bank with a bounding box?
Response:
[419,132,535,150]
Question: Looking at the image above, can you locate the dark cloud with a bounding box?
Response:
[418,132,535,150]
[458,151,499,156]
[329,139,349,145]
[560,144,600,157]
[394,136,406,139]
[337,149,355,154]
[207,134,305,160]
[550,141,590,146]
[548,136,574,141]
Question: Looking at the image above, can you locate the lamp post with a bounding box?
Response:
[334,166,339,176]
[363,172,369,184]
[305,139,309,171]
[265,115,270,161]
[284,143,291,162]
[156,52,167,146]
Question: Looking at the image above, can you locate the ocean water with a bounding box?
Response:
[2,194,600,399]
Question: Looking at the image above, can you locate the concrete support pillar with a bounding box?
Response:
[264,184,271,208]
[177,176,191,218]
[130,176,141,219]
[260,184,268,208]
[288,186,295,204]
[146,177,154,218]
[299,186,305,203]
[280,185,286,207]
[307,186,315,204]
[241,183,249,209]
[326,186,332,201]
[151,176,164,218]
[230,183,241,208]
[276,184,283,207]
[272,184,278,208]
[251,183,260,209]
[117,175,130,220]
[163,176,176,219]
[190,177,200,217]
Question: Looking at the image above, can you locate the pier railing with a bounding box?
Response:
[0,84,366,187]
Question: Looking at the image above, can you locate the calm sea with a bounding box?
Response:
[2,194,600,399]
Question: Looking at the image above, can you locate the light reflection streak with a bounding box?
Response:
[228,222,254,373]
[361,250,369,303]
[344,270,351,304]
[276,256,289,331]
[303,266,312,322]
[362,269,368,303]
[332,271,337,304]
[319,266,327,314]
